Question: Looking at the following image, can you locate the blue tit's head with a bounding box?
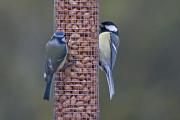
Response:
[52,32,66,43]
[100,21,119,35]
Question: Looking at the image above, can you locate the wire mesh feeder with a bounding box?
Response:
[53,0,99,120]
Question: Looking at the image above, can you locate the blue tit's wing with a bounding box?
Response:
[110,33,120,69]
[43,56,54,100]
[44,57,53,78]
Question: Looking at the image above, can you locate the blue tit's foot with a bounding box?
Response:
[62,59,76,70]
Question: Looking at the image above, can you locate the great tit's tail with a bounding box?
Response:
[105,66,115,100]
[43,80,52,101]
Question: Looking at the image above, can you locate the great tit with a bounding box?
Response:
[99,21,120,100]
[43,31,68,101]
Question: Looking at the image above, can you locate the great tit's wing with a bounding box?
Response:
[110,32,119,51]
[110,33,120,69]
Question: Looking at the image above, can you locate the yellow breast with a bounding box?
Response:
[99,32,111,60]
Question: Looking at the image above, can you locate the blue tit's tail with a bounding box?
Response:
[43,73,53,101]
[105,66,115,100]
[43,80,52,101]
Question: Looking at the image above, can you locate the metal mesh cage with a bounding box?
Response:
[53,0,99,119]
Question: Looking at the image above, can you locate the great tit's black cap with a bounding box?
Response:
[100,21,119,35]
[100,21,117,27]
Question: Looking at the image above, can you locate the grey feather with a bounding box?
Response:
[105,65,115,100]
[110,33,120,69]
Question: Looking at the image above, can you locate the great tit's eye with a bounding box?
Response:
[105,25,117,32]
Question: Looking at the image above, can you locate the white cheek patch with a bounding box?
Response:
[105,25,118,32]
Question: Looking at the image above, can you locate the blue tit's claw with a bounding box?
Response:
[62,59,77,70]
[71,59,76,65]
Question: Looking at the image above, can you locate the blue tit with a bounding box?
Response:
[99,21,120,100]
[43,31,68,101]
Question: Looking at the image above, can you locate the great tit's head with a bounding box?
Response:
[100,21,119,35]
[53,32,66,43]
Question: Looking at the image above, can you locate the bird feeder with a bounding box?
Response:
[53,0,99,119]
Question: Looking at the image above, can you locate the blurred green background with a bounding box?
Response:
[0,0,180,120]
